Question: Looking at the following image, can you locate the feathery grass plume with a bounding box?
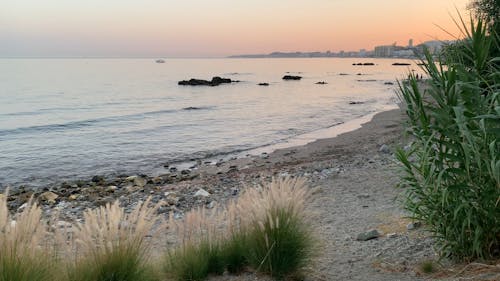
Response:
[165,205,226,281]
[66,197,163,281]
[397,15,499,260]
[220,201,248,274]
[0,189,56,281]
[238,177,314,280]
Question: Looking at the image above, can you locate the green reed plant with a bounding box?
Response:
[65,198,163,281]
[0,191,57,281]
[396,16,499,260]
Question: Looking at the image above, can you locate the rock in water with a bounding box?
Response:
[282,75,302,80]
[356,229,381,241]
[178,76,233,86]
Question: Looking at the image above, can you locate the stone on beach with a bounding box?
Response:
[194,188,210,197]
[379,144,391,154]
[39,191,59,204]
[356,229,381,241]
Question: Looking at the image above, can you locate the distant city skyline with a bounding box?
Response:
[1,0,469,58]
[230,38,449,59]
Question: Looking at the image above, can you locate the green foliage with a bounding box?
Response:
[397,17,500,260]
[418,260,437,274]
[164,177,314,281]
[220,233,248,274]
[165,240,224,281]
[0,255,55,281]
[67,248,159,281]
[245,207,313,280]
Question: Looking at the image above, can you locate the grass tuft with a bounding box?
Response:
[0,189,56,281]
[64,197,163,281]
[238,177,314,280]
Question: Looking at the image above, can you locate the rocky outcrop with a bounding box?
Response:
[353,62,375,66]
[282,75,302,80]
[178,76,234,86]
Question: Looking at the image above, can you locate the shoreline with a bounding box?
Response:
[3,107,407,217]
[2,105,398,191]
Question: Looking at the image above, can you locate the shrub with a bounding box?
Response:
[165,177,315,280]
[238,177,314,280]
[396,17,499,260]
[65,198,163,281]
[220,232,248,274]
[0,191,56,281]
[165,206,226,281]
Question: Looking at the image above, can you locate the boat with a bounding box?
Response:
[155,59,165,63]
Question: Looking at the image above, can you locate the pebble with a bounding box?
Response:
[126,185,142,193]
[39,191,59,204]
[194,188,210,197]
[133,177,147,187]
[387,232,398,238]
[407,221,422,230]
[356,229,381,241]
[379,144,391,154]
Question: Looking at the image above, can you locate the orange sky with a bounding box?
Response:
[0,0,471,57]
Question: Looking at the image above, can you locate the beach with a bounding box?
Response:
[5,108,444,280]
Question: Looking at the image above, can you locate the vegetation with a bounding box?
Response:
[165,177,314,281]
[0,191,56,281]
[469,0,499,29]
[240,177,314,280]
[165,206,226,281]
[64,198,163,281]
[0,177,314,281]
[396,16,499,260]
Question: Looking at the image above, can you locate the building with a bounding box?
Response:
[374,45,395,57]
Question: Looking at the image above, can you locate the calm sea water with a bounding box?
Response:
[0,58,419,188]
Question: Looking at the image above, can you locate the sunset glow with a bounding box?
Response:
[1,0,470,57]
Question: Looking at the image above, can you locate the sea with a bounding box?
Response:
[0,58,421,188]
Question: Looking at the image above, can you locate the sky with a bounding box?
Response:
[1,0,470,58]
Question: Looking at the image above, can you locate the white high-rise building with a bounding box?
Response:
[408,39,414,48]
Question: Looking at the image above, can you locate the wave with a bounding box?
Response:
[0,106,215,137]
